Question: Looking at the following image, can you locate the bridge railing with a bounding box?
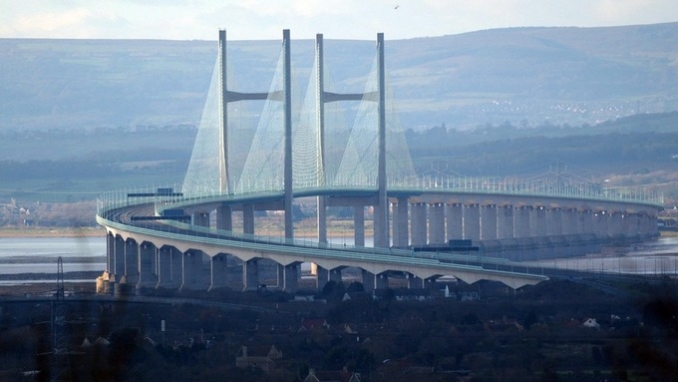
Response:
[183,175,663,206]
[96,190,524,272]
[385,175,664,206]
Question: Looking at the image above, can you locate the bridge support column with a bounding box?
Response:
[547,208,562,236]
[170,247,182,287]
[106,233,114,273]
[243,259,259,291]
[515,206,531,238]
[124,239,139,285]
[243,204,255,235]
[562,208,577,235]
[609,212,624,239]
[625,213,640,238]
[209,254,229,291]
[446,203,463,240]
[407,274,423,289]
[361,270,375,294]
[113,236,125,280]
[137,242,156,290]
[216,205,232,231]
[464,204,480,241]
[156,246,174,288]
[376,274,389,290]
[481,204,497,240]
[393,197,409,247]
[283,263,298,292]
[354,206,365,247]
[180,250,202,291]
[374,32,388,249]
[594,211,609,239]
[497,205,514,239]
[316,265,329,292]
[193,211,210,228]
[640,213,658,238]
[429,203,445,245]
[411,203,427,246]
[317,196,327,244]
[531,207,547,237]
[578,209,593,235]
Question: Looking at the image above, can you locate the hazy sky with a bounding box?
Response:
[1,0,676,41]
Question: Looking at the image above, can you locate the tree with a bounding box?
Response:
[524,310,538,330]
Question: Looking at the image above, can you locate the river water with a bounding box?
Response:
[0,236,106,275]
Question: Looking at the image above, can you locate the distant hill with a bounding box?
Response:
[1,22,677,131]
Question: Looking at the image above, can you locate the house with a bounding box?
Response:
[298,319,330,332]
[235,345,282,373]
[582,318,600,329]
[371,288,431,301]
[303,369,361,382]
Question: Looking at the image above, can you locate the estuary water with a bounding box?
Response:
[0,236,106,275]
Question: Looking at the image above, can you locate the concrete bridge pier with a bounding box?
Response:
[124,239,139,285]
[283,263,298,292]
[429,203,445,245]
[179,250,202,291]
[446,203,463,241]
[243,204,255,235]
[316,265,329,292]
[106,233,115,274]
[170,247,183,287]
[480,204,497,240]
[640,213,658,238]
[464,204,480,241]
[376,273,389,290]
[547,208,562,236]
[531,207,547,237]
[156,246,175,288]
[361,270,375,293]
[624,213,640,238]
[209,254,229,291]
[497,205,514,239]
[411,203,427,246]
[354,206,365,247]
[594,211,609,239]
[609,211,625,240]
[216,205,232,231]
[136,242,157,290]
[515,206,531,238]
[562,208,577,235]
[317,196,327,244]
[578,209,593,235]
[193,211,210,227]
[113,236,125,280]
[392,197,409,247]
[243,259,259,291]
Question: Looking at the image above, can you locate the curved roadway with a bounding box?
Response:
[97,196,551,290]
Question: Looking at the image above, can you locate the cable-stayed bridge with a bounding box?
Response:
[96,30,663,294]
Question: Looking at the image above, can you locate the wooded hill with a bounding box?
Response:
[1,112,677,205]
[1,22,677,132]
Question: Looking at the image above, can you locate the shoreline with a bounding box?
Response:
[0,227,106,238]
[0,271,102,281]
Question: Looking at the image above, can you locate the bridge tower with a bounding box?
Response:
[216,29,294,239]
[314,33,390,247]
[375,32,388,248]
